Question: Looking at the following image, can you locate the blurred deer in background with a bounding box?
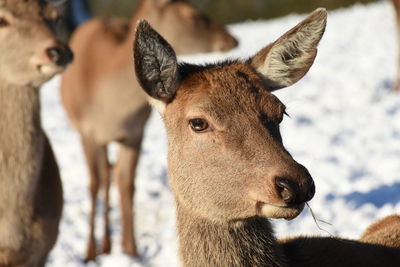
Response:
[134,10,400,267]
[0,0,72,266]
[391,0,400,91]
[360,214,400,248]
[61,0,238,261]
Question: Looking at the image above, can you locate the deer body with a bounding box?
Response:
[134,9,400,267]
[0,0,72,265]
[281,235,400,267]
[360,214,400,248]
[61,0,238,261]
[63,19,149,145]
[0,85,62,266]
[177,205,400,267]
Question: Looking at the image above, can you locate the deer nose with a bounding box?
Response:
[46,44,73,66]
[214,33,238,52]
[221,36,238,51]
[275,177,315,205]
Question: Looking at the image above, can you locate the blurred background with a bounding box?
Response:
[88,0,378,23]
[46,0,400,265]
[58,0,381,41]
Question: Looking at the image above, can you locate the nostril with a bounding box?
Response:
[46,47,61,64]
[275,178,296,204]
[46,45,73,66]
[62,46,74,65]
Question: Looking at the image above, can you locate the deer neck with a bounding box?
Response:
[129,1,163,38]
[134,0,163,19]
[118,3,164,65]
[0,82,43,217]
[176,202,288,267]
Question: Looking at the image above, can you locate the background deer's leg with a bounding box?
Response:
[81,136,108,261]
[100,147,111,254]
[114,142,142,257]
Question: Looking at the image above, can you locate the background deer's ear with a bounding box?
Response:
[134,20,179,114]
[250,8,327,91]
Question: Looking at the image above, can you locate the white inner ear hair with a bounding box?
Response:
[257,14,326,87]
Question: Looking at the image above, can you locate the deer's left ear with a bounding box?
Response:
[251,8,327,91]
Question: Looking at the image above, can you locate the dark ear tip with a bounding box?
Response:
[135,19,151,38]
[134,19,154,56]
[136,19,150,31]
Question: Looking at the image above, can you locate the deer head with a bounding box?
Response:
[0,0,73,87]
[134,8,327,223]
[138,0,238,54]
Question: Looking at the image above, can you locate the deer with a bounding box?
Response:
[391,0,400,92]
[360,214,400,248]
[60,0,238,262]
[0,0,73,266]
[134,8,400,267]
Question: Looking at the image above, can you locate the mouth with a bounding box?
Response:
[37,64,65,76]
[256,202,305,220]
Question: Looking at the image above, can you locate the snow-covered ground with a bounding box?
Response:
[42,1,400,266]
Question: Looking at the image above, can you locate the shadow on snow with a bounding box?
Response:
[326,182,400,208]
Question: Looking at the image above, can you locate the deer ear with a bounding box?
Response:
[251,8,327,91]
[134,20,179,113]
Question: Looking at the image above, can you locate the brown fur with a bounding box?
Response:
[0,1,71,265]
[280,235,400,267]
[177,204,287,267]
[134,9,400,267]
[360,214,400,248]
[60,0,238,261]
[166,61,309,267]
[103,18,131,43]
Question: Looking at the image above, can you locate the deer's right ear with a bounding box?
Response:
[250,8,327,91]
[134,20,179,113]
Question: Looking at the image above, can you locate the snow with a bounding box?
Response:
[41,1,400,266]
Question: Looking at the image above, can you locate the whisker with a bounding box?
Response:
[306,203,334,237]
[307,203,363,245]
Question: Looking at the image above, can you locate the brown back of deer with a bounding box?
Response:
[0,0,72,266]
[281,215,400,267]
[134,10,400,267]
[359,214,400,248]
[60,0,238,261]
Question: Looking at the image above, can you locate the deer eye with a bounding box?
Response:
[189,118,209,132]
[0,17,9,27]
[194,13,211,27]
